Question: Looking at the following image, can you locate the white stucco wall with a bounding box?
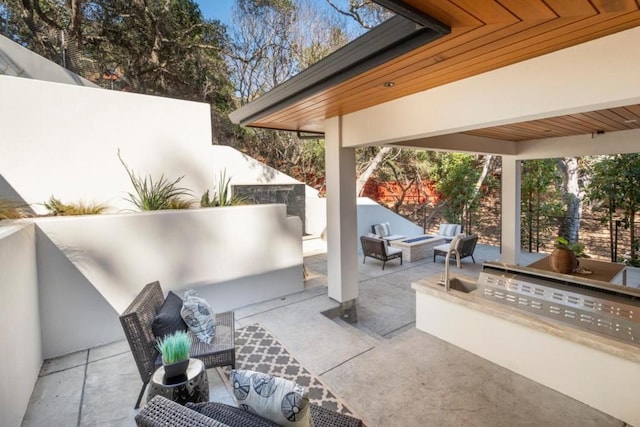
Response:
[35,205,302,358]
[0,75,213,215]
[0,224,42,427]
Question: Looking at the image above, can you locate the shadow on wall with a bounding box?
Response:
[0,174,36,216]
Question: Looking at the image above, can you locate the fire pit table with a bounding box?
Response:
[390,235,447,262]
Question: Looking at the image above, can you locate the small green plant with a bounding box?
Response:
[156,330,191,365]
[200,170,247,207]
[0,198,31,220]
[44,196,108,216]
[118,149,193,211]
[555,236,589,258]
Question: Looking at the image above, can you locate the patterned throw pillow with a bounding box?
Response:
[180,289,216,344]
[379,222,391,237]
[231,369,312,427]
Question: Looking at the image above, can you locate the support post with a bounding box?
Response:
[501,156,521,265]
[325,116,359,305]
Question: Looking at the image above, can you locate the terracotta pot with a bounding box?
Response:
[549,247,578,274]
[163,359,189,379]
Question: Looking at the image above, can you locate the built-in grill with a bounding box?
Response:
[478,263,640,347]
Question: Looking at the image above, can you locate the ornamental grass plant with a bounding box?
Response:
[44,196,108,216]
[156,330,191,365]
[118,149,193,211]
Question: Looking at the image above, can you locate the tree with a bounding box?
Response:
[521,159,564,252]
[2,0,236,142]
[429,153,487,233]
[325,0,391,30]
[557,157,582,243]
[586,154,640,264]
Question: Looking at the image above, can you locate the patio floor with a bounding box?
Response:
[22,241,633,426]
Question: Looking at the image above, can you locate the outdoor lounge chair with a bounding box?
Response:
[371,222,405,243]
[361,235,403,269]
[433,234,478,268]
[120,281,236,409]
[136,395,364,427]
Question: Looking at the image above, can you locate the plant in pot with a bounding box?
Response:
[156,330,191,379]
[549,236,579,274]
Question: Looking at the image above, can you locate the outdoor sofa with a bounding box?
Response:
[136,395,364,427]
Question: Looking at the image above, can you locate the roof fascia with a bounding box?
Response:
[229,14,450,128]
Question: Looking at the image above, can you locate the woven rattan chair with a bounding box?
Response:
[120,281,236,408]
[136,396,364,427]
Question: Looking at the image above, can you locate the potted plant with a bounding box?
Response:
[549,236,578,274]
[156,330,191,379]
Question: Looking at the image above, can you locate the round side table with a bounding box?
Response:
[147,358,209,405]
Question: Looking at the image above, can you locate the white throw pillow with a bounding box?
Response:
[380,222,391,237]
[231,369,312,427]
[181,289,216,344]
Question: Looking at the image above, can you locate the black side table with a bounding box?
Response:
[147,358,209,405]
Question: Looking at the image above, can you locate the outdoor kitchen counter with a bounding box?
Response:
[412,274,640,364]
[412,273,640,426]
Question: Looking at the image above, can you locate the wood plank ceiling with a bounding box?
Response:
[245,0,640,141]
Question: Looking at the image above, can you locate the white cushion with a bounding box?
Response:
[385,245,402,256]
[439,224,461,237]
[231,369,312,427]
[380,222,391,237]
[434,243,451,252]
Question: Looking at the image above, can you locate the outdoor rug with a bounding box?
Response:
[219,324,357,417]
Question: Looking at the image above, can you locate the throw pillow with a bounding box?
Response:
[181,289,216,344]
[151,291,188,340]
[186,401,281,427]
[380,222,391,237]
[231,369,312,427]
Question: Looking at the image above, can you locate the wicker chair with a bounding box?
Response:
[120,281,236,409]
[136,395,364,427]
[360,235,403,270]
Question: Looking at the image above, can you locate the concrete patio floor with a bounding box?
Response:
[22,241,633,426]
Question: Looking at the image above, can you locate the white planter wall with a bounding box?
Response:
[0,75,213,215]
[35,205,303,358]
[0,224,42,427]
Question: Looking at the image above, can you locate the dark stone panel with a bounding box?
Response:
[233,184,305,233]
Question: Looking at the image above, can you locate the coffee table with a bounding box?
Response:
[147,358,209,405]
[391,235,447,262]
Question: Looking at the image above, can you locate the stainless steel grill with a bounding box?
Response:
[478,271,640,347]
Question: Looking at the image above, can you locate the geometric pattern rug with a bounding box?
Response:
[219,324,357,416]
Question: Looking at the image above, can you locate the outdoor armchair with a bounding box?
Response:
[433,234,478,268]
[119,281,236,409]
[371,222,405,243]
[361,235,403,270]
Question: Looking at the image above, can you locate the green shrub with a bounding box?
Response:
[156,330,191,364]
[118,150,193,210]
[44,196,107,216]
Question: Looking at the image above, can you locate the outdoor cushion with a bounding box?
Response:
[385,245,402,257]
[151,291,188,340]
[181,289,216,344]
[231,369,312,427]
[439,224,460,237]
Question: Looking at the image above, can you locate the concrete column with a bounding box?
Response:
[501,156,521,265]
[325,116,358,303]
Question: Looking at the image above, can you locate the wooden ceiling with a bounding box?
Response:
[243,0,640,140]
[464,105,640,141]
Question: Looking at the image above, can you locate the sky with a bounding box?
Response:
[195,0,235,26]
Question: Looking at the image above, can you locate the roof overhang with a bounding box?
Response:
[229,12,450,130]
[230,1,640,147]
